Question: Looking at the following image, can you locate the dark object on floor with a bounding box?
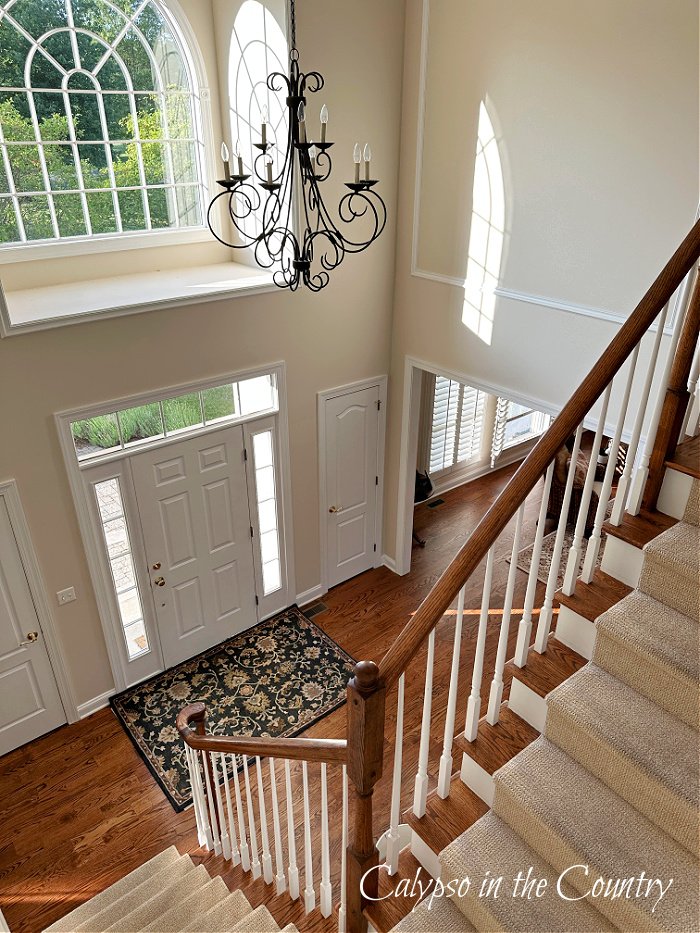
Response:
[413,530,426,548]
[110,606,354,811]
[415,470,433,502]
[427,498,445,509]
[304,601,328,619]
[547,441,598,536]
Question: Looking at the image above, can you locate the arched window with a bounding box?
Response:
[229,0,288,240]
[0,0,206,246]
[462,101,505,344]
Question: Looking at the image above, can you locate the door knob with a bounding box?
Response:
[329,505,343,513]
[154,577,166,587]
[20,631,39,646]
[152,562,161,570]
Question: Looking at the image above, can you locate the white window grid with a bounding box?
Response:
[0,0,206,243]
[230,0,289,241]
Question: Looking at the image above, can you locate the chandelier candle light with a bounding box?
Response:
[207,0,386,292]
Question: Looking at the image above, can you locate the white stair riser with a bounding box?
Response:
[459,753,494,806]
[657,468,694,520]
[554,605,596,660]
[601,535,643,588]
[409,830,441,879]
[508,679,547,732]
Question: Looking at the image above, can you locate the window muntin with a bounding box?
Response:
[430,376,487,475]
[0,0,205,246]
[71,373,279,459]
[94,476,149,660]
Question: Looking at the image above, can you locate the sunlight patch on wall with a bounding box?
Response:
[462,102,505,346]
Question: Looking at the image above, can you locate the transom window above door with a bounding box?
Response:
[0,0,206,247]
[70,372,279,460]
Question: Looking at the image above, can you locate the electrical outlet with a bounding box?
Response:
[57,586,76,605]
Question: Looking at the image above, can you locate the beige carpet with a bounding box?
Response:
[44,848,298,933]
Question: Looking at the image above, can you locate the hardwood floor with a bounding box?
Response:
[0,460,548,933]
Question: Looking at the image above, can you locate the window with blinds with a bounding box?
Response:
[429,376,487,474]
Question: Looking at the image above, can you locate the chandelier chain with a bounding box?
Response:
[289,0,296,50]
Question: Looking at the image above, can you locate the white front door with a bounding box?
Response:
[324,385,380,588]
[131,426,258,669]
[0,499,65,756]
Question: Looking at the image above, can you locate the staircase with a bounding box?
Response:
[44,847,299,933]
[45,222,698,933]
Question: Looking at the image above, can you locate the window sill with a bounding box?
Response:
[0,261,276,336]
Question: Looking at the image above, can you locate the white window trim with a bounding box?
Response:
[55,361,296,692]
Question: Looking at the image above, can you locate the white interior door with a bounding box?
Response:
[131,426,257,668]
[324,385,380,588]
[0,499,65,756]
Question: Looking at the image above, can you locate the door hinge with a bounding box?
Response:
[375,475,379,486]
[250,525,254,538]
[255,595,259,606]
[373,543,377,552]
[243,448,248,461]
[377,399,381,411]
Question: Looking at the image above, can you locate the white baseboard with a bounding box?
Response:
[296,584,325,607]
[77,689,115,719]
[382,554,397,573]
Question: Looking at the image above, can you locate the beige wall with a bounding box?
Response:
[382,0,699,560]
[0,0,405,708]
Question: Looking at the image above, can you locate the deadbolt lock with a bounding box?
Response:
[154,577,166,587]
[152,562,161,570]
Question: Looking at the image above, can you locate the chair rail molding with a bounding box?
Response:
[0,478,78,722]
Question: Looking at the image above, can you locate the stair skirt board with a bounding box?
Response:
[600,535,644,588]
[409,830,442,879]
[506,677,547,732]
[459,754,495,807]
[553,604,597,660]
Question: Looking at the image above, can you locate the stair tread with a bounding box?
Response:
[73,856,196,932]
[182,891,253,933]
[365,848,434,933]
[454,705,538,774]
[440,811,614,932]
[555,568,632,622]
[504,635,587,699]
[231,904,280,933]
[103,863,209,932]
[602,506,676,549]
[665,433,700,478]
[404,774,488,854]
[43,847,182,932]
[142,875,230,932]
[391,893,475,932]
[639,520,700,620]
[493,737,699,933]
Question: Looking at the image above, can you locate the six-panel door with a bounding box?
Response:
[130,426,258,669]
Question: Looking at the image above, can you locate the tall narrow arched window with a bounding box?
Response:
[0,0,206,246]
[462,102,505,345]
[229,0,288,241]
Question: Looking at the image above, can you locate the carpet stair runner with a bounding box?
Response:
[44,847,299,933]
[395,479,700,933]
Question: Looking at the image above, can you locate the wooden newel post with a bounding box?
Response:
[345,660,386,933]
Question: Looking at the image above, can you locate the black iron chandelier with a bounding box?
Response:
[207,0,387,292]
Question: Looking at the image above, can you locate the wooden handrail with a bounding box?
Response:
[176,702,348,764]
[378,219,700,688]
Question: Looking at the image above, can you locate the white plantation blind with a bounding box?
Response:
[430,376,487,474]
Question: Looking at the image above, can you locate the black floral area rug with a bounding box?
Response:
[110,606,355,811]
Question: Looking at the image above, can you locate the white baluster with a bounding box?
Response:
[679,335,700,439]
[185,744,208,848]
[629,267,697,514]
[339,765,348,933]
[242,755,261,879]
[269,759,286,894]
[581,344,640,581]
[487,504,524,723]
[412,629,435,817]
[219,753,240,866]
[210,752,231,861]
[611,302,671,524]
[562,386,612,593]
[255,757,273,884]
[302,761,316,913]
[202,751,222,856]
[385,674,405,874]
[535,426,584,651]
[231,754,251,871]
[515,463,555,664]
[320,763,332,917]
[464,548,495,740]
[437,585,465,797]
[284,759,300,900]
